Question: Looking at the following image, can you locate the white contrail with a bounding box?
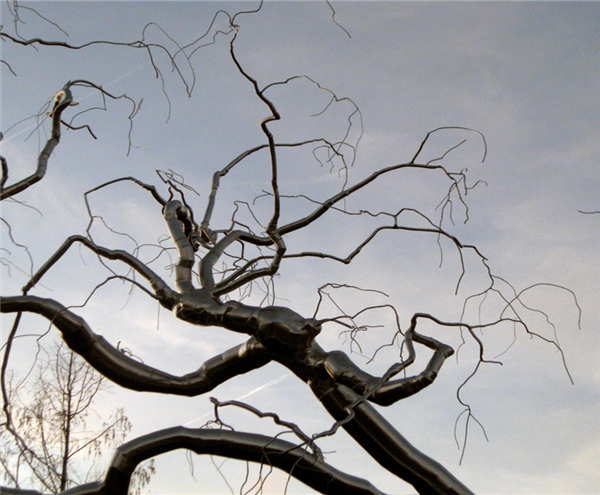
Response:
[182,373,291,427]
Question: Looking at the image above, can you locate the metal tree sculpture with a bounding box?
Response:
[1,91,474,494]
[0,4,575,495]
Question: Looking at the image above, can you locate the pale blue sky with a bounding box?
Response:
[1,1,599,494]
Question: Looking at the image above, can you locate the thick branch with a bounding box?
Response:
[0,296,270,395]
[199,230,245,289]
[1,427,387,495]
[313,380,474,495]
[163,201,196,293]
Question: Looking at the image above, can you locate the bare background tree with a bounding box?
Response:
[1,2,598,494]
[0,341,155,494]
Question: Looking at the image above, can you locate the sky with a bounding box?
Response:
[1,1,599,494]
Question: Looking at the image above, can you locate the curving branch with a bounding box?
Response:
[277,160,467,238]
[1,80,141,203]
[227,26,283,234]
[210,397,324,459]
[1,427,388,495]
[200,138,346,244]
[0,295,271,396]
[0,26,195,100]
[22,235,177,307]
[0,86,74,201]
